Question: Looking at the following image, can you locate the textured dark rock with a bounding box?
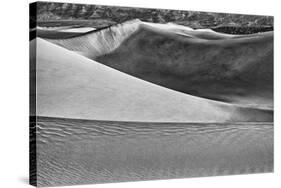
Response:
[34,2,273,34]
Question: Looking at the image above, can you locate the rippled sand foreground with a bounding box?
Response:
[35,116,273,187]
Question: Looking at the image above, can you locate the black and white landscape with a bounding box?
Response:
[30,2,273,187]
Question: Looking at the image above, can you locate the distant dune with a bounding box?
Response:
[45,19,273,109]
[37,26,95,33]
[31,38,272,122]
[46,19,141,55]
[46,19,238,57]
[34,26,96,39]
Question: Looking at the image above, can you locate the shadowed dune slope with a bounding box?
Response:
[46,20,273,109]
[96,26,273,109]
[46,19,239,58]
[46,19,142,56]
[35,26,96,39]
[32,38,272,122]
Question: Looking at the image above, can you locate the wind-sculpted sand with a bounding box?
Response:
[35,26,96,39]
[45,19,273,109]
[46,19,141,55]
[37,26,95,33]
[31,19,274,187]
[46,19,238,58]
[36,116,273,187]
[32,38,272,122]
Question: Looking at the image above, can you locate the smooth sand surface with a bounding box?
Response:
[32,38,272,122]
[37,26,95,33]
[96,27,273,109]
[46,19,238,58]
[35,26,96,39]
[45,20,273,109]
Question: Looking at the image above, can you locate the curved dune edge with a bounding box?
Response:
[46,19,141,57]
[37,26,96,33]
[44,19,273,109]
[32,38,272,122]
[95,23,273,109]
[35,26,97,40]
[46,19,273,59]
[45,19,245,59]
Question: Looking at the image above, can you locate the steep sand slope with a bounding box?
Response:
[46,20,273,109]
[32,38,272,122]
[96,26,273,109]
[97,27,273,109]
[47,19,141,56]
[47,19,237,58]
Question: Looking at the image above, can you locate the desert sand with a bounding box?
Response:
[37,26,95,33]
[31,17,274,187]
[32,38,272,122]
[35,26,96,39]
[44,19,273,109]
[36,117,273,186]
[30,3,274,186]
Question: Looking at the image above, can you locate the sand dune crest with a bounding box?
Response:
[32,38,272,122]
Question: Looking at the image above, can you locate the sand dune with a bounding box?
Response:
[31,38,272,122]
[59,27,95,33]
[36,116,273,186]
[45,20,273,108]
[35,26,96,39]
[46,19,141,56]
[96,26,273,109]
[46,19,264,56]
[37,26,74,31]
[143,22,238,39]
[37,26,95,33]
[46,19,239,58]
[45,19,272,109]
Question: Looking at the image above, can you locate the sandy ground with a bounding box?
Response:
[32,38,272,122]
[36,116,273,187]
[45,20,273,109]
[37,26,96,33]
[31,20,274,187]
[34,26,96,39]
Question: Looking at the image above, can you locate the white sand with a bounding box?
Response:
[32,38,272,122]
[58,27,96,33]
[37,26,96,34]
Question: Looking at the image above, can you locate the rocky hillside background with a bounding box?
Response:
[32,2,273,34]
